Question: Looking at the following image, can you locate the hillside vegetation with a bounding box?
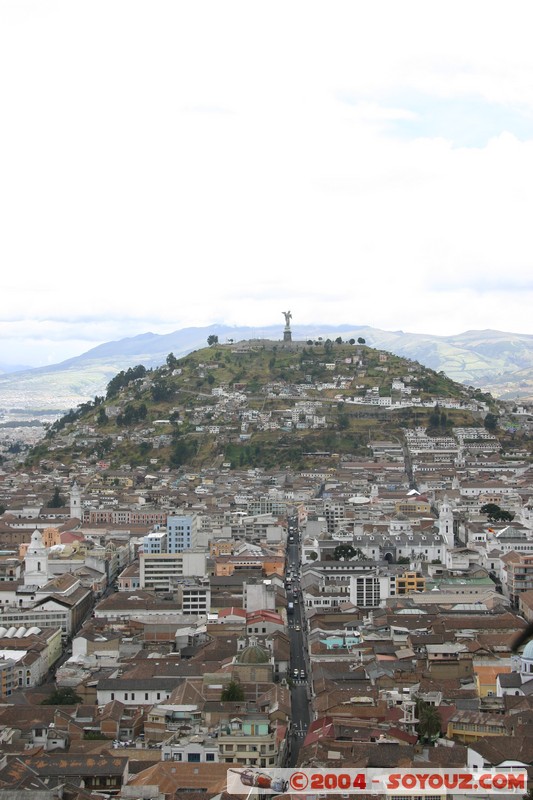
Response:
[25,339,496,472]
[3,325,533,414]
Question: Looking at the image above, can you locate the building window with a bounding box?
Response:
[188,753,201,762]
[206,753,215,762]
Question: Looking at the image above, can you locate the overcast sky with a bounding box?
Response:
[1,0,533,367]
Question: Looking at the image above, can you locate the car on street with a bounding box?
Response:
[300,669,305,678]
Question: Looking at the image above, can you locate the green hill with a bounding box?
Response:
[25,339,498,472]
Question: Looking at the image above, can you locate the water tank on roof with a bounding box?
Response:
[0,628,7,638]
[6,627,17,638]
[14,627,26,638]
[25,627,42,637]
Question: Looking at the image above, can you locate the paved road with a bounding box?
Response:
[286,526,311,766]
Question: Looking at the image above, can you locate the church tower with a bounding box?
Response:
[24,528,49,588]
[70,481,82,521]
[438,495,454,549]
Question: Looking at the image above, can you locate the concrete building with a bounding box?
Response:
[140,551,207,590]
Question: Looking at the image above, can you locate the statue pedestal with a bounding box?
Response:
[283,329,292,342]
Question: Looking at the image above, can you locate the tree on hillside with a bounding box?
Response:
[357,337,366,344]
[166,352,178,370]
[428,404,441,429]
[484,412,498,432]
[338,412,349,431]
[151,378,174,402]
[207,334,219,346]
[106,365,147,399]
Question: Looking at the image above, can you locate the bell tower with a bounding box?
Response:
[439,495,454,549]
[24,528,49,587]
[70,481,82,521]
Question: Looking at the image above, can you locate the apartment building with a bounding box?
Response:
[139,551,207,590]
[501,552,533,607]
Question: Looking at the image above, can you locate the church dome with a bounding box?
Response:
[235,644,270,664]
[522,640,533,661]
[348,495,370,505]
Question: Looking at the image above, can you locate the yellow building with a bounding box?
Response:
[447,710,507,743]
[475,664,511,697]
[396,571,425,595]
[395,499,432,515]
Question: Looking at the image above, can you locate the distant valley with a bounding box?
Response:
[1,324,533,413]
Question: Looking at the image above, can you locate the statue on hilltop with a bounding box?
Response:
[282,310,292,342]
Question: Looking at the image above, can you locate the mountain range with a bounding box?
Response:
[1,324,533,413]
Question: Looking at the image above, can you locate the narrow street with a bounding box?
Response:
[286,521,311,766]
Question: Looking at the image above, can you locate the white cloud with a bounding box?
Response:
[1,0,533,364]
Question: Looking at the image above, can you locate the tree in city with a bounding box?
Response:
[480,503,514,523]
[207,334,219,346]
[221,680,245,702]
[48,487,66,508]
[41,686,82,705]
[416,699,442,743]
[334,543,358,561]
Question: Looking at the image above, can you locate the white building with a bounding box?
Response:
[140,551,207,590]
